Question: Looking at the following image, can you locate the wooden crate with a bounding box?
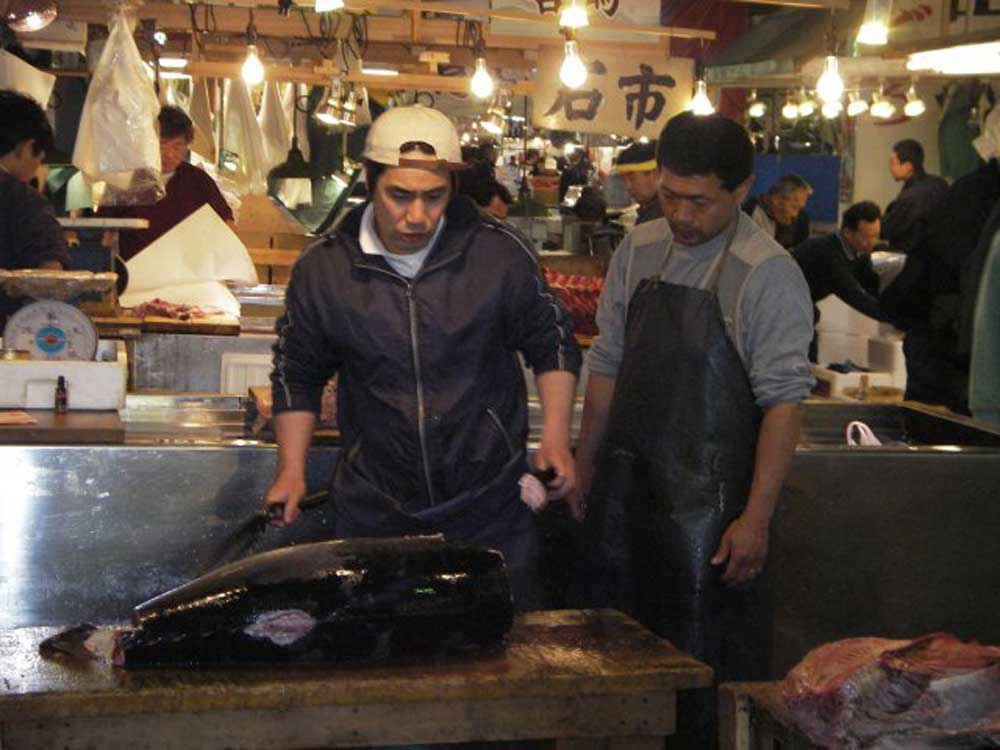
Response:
[719,682,822,750]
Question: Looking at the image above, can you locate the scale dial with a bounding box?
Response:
[3,300,99,361]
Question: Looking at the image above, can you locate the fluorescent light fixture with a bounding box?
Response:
[688,79,714,116]
[907,41,1000,76]
[160,71,192,81]
[159,57,188,69]
[559,40,587,89]
[816,56,844,103]
[857,0,891,45]
[315,0,344,11]
[360,65,399,76]
[558,0,589,29]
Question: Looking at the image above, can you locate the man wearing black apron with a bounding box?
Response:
[573,113,814,749]
[264,105,581,610]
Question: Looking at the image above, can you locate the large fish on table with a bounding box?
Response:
[40,536,514,669]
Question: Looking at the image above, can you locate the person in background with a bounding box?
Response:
[0,89,71,328]
[486,182,512,221]
[102,106,234,260]
[881,139,948,253]
[970,227,1000,426]
[265,105,580,610]
[558,146,591,203]
[792,201,891,362]
[572,112,813,750]
[457,158,511,221]
[614,139,662,225]
[742,173,812,249]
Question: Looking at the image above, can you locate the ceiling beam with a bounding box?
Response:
[721,0,850,9]
[185,58,535,93]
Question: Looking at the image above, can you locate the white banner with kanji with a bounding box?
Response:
[532,49,693,138]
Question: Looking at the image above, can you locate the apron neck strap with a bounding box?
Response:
[658,212,741,289]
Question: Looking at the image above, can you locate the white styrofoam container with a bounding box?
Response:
[868,335,908,390]
[812,365,894,399]
[816,331,871,368]
[816,295,881,338]
[0,340,127,410]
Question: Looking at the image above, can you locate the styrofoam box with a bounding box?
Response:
[812,365,894,399]
[0,340,127,410]
[868,334,908,390]
[816,295,882,338]
[816,331,871,368]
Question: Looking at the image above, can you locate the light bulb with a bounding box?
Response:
[846,91,869,117]
[4,0,57,32]
[857,0,892,45]
[558,0,589,29]
[870,90,895,119]
[816,56,844,103]
[315,0,344,10]
[903,84,926,117]
[821,100,843,119]
[241,44,265,86]
[748,99,766,118]
[559,40,588,89]
[688,80,714,116]
[857,22,888,45]
[781,100,799,120]
[797,90,816,117]
[153,30,168,45]
[470,57,495,99]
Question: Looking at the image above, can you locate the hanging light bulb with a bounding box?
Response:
[821,100,843,119]
[870,88,896,119]
[747,89,766,119]
[315,0,344,11]
[857,0,891,45]
[816,56,844,103]
[903,83,926,117]
[797,88,817,117]
[559,39,588,89]
[846,91,869,117]
[688,79,714,116]
[781,96,799,120]
[470,57,495,99]
[558,0,589,29]
[242,44,265,86]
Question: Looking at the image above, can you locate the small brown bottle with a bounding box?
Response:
[55,376,68,414]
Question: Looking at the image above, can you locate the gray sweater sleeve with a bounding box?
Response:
[587,234,633,379]
[740,255,816,408]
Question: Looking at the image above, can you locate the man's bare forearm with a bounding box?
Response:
[535,369,577,446]
[743,401,801,528]
[576,373,616,463]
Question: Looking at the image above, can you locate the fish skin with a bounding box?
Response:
[43,536,514,670]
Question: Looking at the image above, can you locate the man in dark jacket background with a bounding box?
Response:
[266,105,581,608]
[793,201,890,362]
[881,139,948,253]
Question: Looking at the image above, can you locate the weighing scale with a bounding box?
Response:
[0,270,117,361]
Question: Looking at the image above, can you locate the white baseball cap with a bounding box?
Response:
[362,104,466,169]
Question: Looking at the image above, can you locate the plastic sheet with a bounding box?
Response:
[189,78,217,163]
[71,12,163,206]
[258,80,291,173]
[221,78,268,196]
[0,49,55,105]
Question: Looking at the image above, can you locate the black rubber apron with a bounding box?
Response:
[581,220,771,748]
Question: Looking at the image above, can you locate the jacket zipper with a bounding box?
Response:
[351,262,437,507]
[486,407,516,460]
[406,283,436,507]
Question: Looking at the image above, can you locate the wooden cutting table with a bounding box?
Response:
[0,609,711,750]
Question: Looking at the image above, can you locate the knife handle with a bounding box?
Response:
[530,466,558,484]
[266,489,329,520]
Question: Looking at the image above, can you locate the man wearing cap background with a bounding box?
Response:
[614,139,662,226]
[265,105,581,609]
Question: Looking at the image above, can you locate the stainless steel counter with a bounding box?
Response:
[3,399,1000,679]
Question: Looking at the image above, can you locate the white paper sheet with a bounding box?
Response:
[125,203,257,294]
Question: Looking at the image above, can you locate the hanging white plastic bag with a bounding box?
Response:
[258,80,291,173]
[72,11,163,206]
[189,78,217,163]
[221,78,268,196]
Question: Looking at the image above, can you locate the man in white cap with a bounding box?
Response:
[265,105,581,608]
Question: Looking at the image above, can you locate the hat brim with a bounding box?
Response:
[615,159,658,174]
